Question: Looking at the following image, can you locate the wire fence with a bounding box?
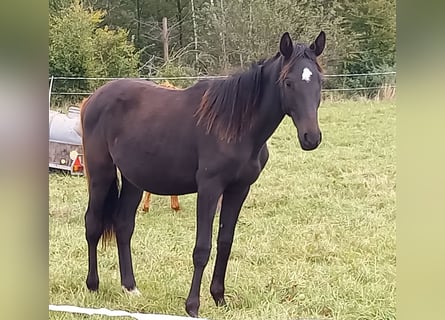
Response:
[49,71,396,106]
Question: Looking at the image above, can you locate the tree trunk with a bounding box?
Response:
[210,0,227,73]
[136,0,141,46]
[190,0,199,66]
[176,0,183,47]
[248,0,253,62]
[162,17,169,62]
[220,0,227,73]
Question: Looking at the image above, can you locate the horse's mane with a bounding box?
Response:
[195,46,322,143]
[195,57,275,143]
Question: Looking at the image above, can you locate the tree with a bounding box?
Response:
[336,0,396,92]
[49,0,396,93]
[341,0,396,73]
[49,0,140,92]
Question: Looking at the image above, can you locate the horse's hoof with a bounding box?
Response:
[215,297,226,307]
[122,286,141,296]
[87,286,99,292]
[86,278,99,291]
[185,308,199,318]
[210,284,226,306]
[185,300,199,318]
[142,207,149,213]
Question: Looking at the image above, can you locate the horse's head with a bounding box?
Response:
[278,31,325,151]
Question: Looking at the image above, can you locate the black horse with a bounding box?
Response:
[80,31,326,317]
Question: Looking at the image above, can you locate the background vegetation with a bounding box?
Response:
[49,0,396,93]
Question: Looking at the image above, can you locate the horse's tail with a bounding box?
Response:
[79,96,90,117]
[75,97,90,137]
[80,96,90,181]
[80,95,119,249]
[101,175,119,249]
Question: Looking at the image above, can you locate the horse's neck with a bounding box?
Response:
[251,104,284,154]
[249,65,285,153]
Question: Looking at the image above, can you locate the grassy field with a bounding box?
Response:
[49,100,396,320]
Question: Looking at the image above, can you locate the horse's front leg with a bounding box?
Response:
[185,184,222,317]
[210,185,250,306]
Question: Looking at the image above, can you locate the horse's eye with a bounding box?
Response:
[284,79,292,88]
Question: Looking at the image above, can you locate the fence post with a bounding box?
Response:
[49,75,54,109]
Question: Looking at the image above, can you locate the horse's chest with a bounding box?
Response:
[236,159,263,185]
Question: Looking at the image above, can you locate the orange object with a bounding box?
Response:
[72,155,83,173]
[142,193,180,212]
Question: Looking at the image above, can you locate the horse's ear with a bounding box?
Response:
[279,32,293,59]
[309,31,326,57]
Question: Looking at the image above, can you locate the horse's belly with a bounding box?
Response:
[111,141,199,195]
[118,159,198,195]
[137,175,198,195]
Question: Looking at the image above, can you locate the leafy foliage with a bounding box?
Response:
[154,62,198,88]
[49,0,140,93]
[49,0,396,95]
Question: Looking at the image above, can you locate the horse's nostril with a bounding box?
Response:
[303,132,321,146]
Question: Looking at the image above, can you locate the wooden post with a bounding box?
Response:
[48,75,54,109]
[162,17,169,62]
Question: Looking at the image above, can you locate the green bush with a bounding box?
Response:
[153,62,198,88]
[49,0,140,95]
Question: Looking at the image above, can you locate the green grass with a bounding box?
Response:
[49,100,396,320]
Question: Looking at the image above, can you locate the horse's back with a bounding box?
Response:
[83,79,199,135]
[82,79,205,195]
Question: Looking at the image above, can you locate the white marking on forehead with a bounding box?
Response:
[301,67,313,82]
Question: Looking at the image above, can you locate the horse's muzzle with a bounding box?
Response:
[300,131,322,151]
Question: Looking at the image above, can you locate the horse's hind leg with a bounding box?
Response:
[170,195,180,211]
[113,175,143,294]
[142,192,151,212]
[210,185,250,306]
[85,162,118,291]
